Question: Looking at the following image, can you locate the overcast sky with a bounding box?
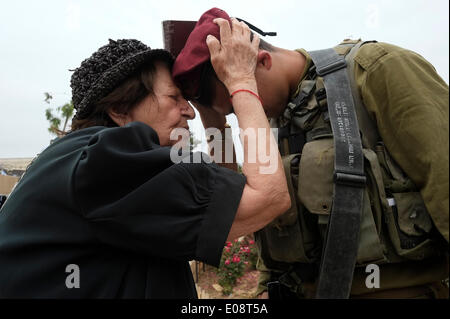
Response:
[0,0,448,158]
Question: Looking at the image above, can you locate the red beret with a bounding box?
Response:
[172,7,231,98]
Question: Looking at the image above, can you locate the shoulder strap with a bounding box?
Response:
[343,41,381,149]
[308,48,366,299]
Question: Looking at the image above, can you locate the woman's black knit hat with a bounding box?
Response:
[70,39,174,120]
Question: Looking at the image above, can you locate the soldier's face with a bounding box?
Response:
[208,79,234,115]
[202,73,281,119]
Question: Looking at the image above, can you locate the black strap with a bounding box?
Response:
[309,48,366,299]
[234,17,277,37]
[278,124,306,155]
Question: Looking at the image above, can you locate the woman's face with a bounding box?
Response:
[118,61,196,146]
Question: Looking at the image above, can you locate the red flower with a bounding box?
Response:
[226,241,232,247]
[249,240,255,245]
[224,259,230,265]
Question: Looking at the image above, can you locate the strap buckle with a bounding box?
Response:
[316,59,347,76]
[315,88,327,102]
[334,171,366,188]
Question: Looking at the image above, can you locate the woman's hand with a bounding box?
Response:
[206,18,260,93]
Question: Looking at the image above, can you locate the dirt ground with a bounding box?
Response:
[0,158,33,171]
[195,264,260,299]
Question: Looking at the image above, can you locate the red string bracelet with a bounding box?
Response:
[230,89,263,105]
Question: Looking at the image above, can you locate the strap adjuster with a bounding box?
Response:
[334,171,366,187]
[316,59,347,76]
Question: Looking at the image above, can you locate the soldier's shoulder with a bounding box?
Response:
[350,40,414,71]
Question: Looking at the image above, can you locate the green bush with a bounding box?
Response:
[216,236,257,295]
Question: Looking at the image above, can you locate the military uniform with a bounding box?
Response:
[255,40,449,299]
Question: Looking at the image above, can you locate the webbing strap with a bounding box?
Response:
[344,41,381,149]
[309,48,366,299]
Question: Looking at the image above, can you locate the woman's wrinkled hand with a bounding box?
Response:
[206,18,260,93]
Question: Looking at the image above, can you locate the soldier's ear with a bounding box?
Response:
[257,50,272,70]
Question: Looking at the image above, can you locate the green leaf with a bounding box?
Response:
[44,92,53,104]
[45,108,54,121]
[61,102,74,118]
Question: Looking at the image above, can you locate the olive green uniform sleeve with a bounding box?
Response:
[354,42,449,242]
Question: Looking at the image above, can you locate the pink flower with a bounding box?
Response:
[224,259,230,265]
[226,241,232,247]
[232,256,241,263]
[244,261,249,265]
[249,240,255,245]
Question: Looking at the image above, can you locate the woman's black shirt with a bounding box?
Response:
[0,122,245,298]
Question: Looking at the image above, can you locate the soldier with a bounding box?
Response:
[171,7,449,298]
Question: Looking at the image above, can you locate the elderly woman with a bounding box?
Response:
[0,19,290,298]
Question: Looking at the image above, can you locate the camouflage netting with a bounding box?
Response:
[70,39,173,120]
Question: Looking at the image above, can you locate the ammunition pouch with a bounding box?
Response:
[256,153,321,265]
[374,143,444,260]
[299,138,387,265]
[257,134,445,283]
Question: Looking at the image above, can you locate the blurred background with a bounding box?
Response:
[0,0,448,161]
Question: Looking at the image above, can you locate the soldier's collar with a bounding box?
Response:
[290,49,313,101]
